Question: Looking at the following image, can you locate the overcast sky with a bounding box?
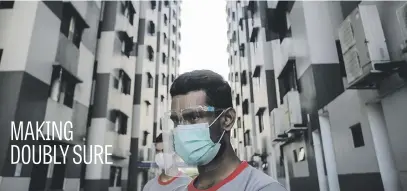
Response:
[179,0,229,80]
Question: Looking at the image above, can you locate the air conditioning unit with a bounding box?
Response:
[271,108,289,143]
[283,90,303,126]
[270,108,283,137]
[338,4,390,86]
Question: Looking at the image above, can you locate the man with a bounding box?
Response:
[142,133,192,191]
[169,70,287,191]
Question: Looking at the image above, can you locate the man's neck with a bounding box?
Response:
[159,171,174,182]
[194,144,241,189]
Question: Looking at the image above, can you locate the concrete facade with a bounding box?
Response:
[0,1,181,191]
[227,1,407,191]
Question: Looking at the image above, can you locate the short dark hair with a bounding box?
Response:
[155,133,163,143]
[170,70,233,109]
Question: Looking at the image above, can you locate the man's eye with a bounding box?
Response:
[184,112,201,122]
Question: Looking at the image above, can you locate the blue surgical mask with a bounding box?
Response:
[173,109,227,166]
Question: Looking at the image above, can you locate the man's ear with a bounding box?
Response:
[221,108,236,131]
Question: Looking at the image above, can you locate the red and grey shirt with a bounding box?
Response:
[187,161,286,191]
[143,173,192,191]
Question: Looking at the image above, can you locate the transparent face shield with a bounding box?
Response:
[162,104,225,178]
[149,144,162,177]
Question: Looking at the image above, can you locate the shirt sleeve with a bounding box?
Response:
[257,182,288,191]
[142,180,151,191]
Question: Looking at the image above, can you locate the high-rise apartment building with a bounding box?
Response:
[0,1,181,191]
[227,1,407,191]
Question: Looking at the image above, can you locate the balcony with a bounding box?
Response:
[111,134,131,159]
[119,54,133,77]
[111,90,133,117]
[277,37,295,77]
[116,13,134,38]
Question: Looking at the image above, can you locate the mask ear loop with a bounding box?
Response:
[208,107,231,144]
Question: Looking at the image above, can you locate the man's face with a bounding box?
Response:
[170,90,226,142]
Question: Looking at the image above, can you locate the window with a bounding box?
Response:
[119,32,133,58]
[142,130,149,146]
[147,46,154,61]
[121,41,126,53]
[164,0,169,7]
[162,53,166,64]
[278,61,298,103]
[233,129,237,138]
[232,12,235,21]
[173,10,176,18]
[178,33,181,40]
[244,130,251,146]
[171,57,175,66]
[172,25,177,33]
[49,65,81,108]
[114,111,128,135]
[60,3,86,48]
[150,0,156,10]
[239,18,244,31]
[121,1,135,25]
[164,14,168,25]
[237,117,241,129]
[350,123,365,148]
[171,74,175,82]
[109,166,122,187]
[68,16,77,41]
[178,46,181,54]
[241,70,247,85]
[161,73,166,85]
[161,95,165,102]
[235,72,239,82]
[0,1,14,9]
[147,73,153,88]
[172,40,175,50]
[293,150,298,162]
[253,66,261,86]
[179,20,181,27]
[115,70,131,94]
[242,99,249,115]
[163,33,167,44]
[258,115,264,133]
[298,147,306,161]
[148,21,155,35]
[113,76,119,89]
[236,94,240,105]
[145,101,151,115]
[239,44,245,57]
